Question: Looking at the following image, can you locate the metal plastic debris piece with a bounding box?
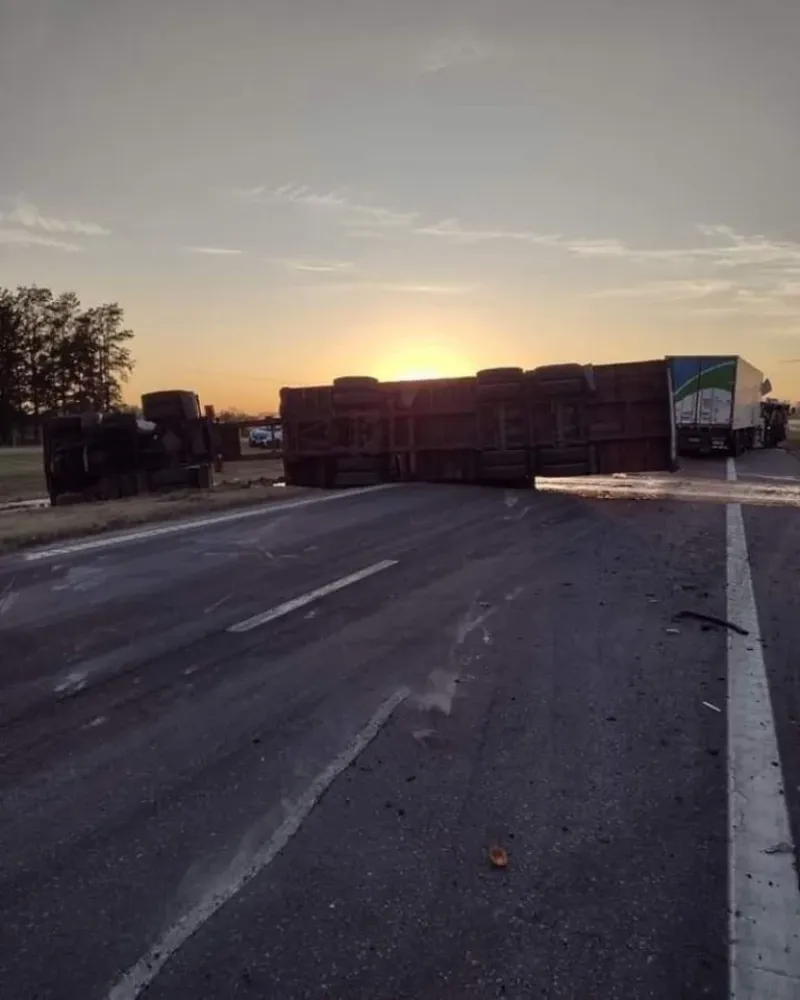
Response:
[674,609,749,636]
[763,842,794,855]
[702,701,722,713]
[489,846,508,869]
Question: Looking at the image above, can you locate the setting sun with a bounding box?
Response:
[389,367,448,382]
[374,343,473,383]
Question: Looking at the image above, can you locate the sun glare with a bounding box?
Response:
[392,367,445,381]
[376,344,470,383]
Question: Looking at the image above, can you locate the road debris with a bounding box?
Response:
[673,610,749,635]
[665,627,680,635]
[0,579,16,615]
[702,701,722,713]
[411,728,448,749]
[203,593,232,615]
[489,846,508,869]
[763,841,794,856]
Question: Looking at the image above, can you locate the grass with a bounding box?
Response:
[0,448,285,502]
[0,449,297,554]
[0,448,46,501]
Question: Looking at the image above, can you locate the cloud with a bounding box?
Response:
[413,217,552,245]
[303,279,473,295]
[0,227,82,252]
[687,224,800,270]
[264,257,354,273]
[184,245,243,255]
[3,199,110,236]
[591,279,736,301]
[229,183,800,274]
[225,183,800,321]
[235,184,419,231]
[417,32,493,75]
[370,281,472,295]
[226,185,267,199]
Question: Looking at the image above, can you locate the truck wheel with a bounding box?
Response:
[476,367,524,384]
[333,376,379,389]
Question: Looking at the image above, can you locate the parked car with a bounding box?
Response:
[248,427,269,448]
[248,425,282,448]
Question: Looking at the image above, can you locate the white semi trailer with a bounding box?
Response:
[667,355,769,456]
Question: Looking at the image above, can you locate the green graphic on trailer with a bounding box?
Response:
[671,358,736,426]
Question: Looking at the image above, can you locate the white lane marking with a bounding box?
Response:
[106,686,409,1000]
[227,559,398,633]
[21,485,398,563]
[726,457,800,997]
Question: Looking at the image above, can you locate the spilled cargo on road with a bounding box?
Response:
[280,360,678,488]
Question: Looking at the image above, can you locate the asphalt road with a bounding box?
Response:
[2,450,800,999]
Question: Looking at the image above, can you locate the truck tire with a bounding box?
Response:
[332,376,382,409]
[476,367,524,384]
[333,376,379,389]
[525,364,594,395]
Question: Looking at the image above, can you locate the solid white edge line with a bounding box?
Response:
[227,559,398,633]
[21,484,398,562]
[726,457,800,997]
[106,686,409,1000]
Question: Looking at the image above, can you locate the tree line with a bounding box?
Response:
[0,285,135,445]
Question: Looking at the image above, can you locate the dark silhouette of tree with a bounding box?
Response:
[0,289,26,445]
[0,284,136,444]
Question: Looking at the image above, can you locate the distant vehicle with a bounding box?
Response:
[248,425,282,449]
[248,427,269,448]
[761,399,789,448]
[668,355,771,456]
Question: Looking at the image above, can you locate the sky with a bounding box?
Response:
[2,0,800,412]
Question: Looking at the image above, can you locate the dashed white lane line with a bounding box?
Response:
[227,559,398,634]
[106,686,409,1000]
[21,484,398,562]
[726,457,800,997]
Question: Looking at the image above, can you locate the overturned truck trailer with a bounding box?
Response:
[280,359,677,488]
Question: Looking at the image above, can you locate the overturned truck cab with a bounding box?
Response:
[279,358,678,488]
[43,390,217,506]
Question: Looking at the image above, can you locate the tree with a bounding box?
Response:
[0,289,25,444]
[0,284,136,443]
[68,303,134,411]
[44,291,80,412]
[14,285,53,426]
